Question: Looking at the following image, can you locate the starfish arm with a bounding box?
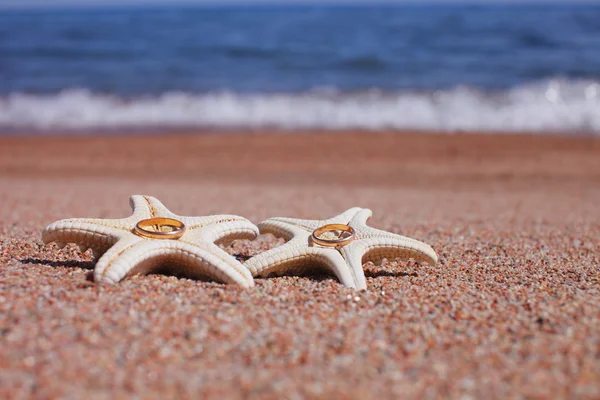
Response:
[348,208,438,265]
[42,220,126,256]
[132,195,174,219]
[358,237,438,266]
[94,240,254,287]
[92,236,142,282]
[183,217,259,246]
[348,208,373,227]
[348,208,395,239]
[265,207,364,232]
[198,242,255,285]
[243,243,361,289]
[257,220,308,241]
[349,208,412,239]
[339,243,369,290]
[180,214,244,229]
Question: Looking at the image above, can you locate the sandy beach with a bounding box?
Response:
[0,131,599,399]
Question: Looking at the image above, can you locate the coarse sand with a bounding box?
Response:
[0,131,599,399]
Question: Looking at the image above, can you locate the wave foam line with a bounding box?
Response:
[1,80,599,133]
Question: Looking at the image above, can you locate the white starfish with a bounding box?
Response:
[244,208,438,290]
[42,195,258,287]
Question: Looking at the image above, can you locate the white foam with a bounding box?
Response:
[1,79,599,133]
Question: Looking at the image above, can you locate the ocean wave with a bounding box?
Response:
[1,79,599,133]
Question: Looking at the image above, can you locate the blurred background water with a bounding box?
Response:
[1,4,599,132]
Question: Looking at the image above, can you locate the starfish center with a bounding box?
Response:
[311,224,355,248]
[134,217,186,240]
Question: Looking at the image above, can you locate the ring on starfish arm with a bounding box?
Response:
[134,218,186,240]
[311,224,355,248]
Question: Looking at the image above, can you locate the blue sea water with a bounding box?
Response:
[1,4,599,132]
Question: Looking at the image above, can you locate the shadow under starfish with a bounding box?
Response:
[363,269,419,278]
[23,255,257,284]
[20,258,96,271]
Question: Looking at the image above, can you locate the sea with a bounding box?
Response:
[1,4,599,133]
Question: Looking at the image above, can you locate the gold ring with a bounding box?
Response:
[311,224,355,248]
[134,218,186,240]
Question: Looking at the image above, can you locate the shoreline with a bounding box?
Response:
[1,126,599,137]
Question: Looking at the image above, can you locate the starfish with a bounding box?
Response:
[244,208,438,290]
[42,195,258,287]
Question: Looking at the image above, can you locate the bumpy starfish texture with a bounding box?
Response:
[42,195,258,287]
[244,208,438,290]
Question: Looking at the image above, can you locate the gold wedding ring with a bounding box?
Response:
[134,218,186,240]
[311,224,355,248]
